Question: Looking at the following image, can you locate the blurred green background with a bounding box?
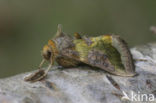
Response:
[0,0,156,78]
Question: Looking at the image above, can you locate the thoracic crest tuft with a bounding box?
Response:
[55,24,64,37]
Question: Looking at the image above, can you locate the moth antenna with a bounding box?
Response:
[55,24,64,37]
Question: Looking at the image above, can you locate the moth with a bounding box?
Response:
[24,24,136,82]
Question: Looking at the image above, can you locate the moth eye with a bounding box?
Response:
[47,51,51,58]
[42,45,52,61]
[43,50,52,61]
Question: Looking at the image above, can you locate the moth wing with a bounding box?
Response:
[60,35,136,76]
[61,48,121,75]
[111,35,136,76]
[85,49,116,73]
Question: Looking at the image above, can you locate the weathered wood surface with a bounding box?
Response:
[0,43,156,103]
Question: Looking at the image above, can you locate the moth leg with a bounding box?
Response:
[45,64,53,74]
[24,60,53,82]
[44,55,55,74]
[38,59,45,69]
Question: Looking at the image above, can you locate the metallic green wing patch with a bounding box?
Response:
[58,34,136,76]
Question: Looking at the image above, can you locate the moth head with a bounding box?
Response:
[42,45,52,61]
[42,40,56,61]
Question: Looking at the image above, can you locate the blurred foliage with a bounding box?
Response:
[0,0,156,78]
